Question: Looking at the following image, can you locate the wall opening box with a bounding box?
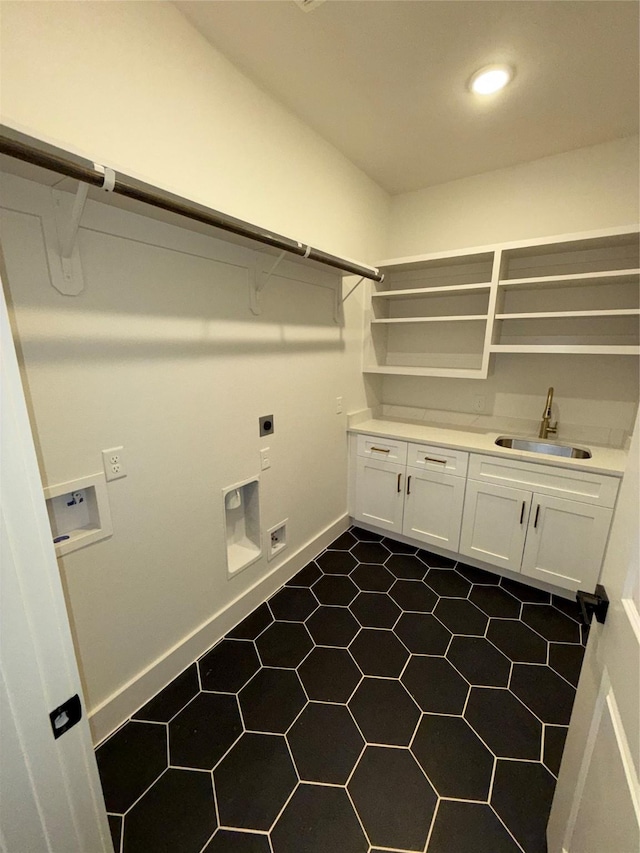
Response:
[223,477,262,577]
[44,473,113,557]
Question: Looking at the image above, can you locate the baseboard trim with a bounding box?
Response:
[90,514,349,745]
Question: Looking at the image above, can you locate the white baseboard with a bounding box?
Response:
[90,514,349,745]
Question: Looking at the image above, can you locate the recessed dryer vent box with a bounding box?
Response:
[44,473,113,557]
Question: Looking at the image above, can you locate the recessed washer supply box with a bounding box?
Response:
[44,473,113,556]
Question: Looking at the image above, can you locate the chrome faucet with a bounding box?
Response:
[539,386,558,439]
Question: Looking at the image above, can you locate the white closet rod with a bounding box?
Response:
[0,125,384,284]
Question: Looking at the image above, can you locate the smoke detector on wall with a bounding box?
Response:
[293,0,327,12]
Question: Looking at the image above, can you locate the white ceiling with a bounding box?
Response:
[174,0,639,195]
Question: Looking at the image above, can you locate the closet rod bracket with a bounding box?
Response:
[59,182,89,261]
[342,276,365,303]
[334,284,343,325]
[47,183,88,296]
[249,249,288,314]
[46,165,116,296]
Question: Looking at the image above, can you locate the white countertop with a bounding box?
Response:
[348,419,628,477]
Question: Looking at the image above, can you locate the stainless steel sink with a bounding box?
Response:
[495,436,592,459]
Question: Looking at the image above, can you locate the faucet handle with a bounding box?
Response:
[547,422,558,436]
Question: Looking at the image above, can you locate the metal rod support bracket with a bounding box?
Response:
[45,164,117,295]
[260,250,288,292]
[59,182,89,259]
[249,250,289,314]
[342,276,366,303]
[47,182,90,296]
[333,285,342,325]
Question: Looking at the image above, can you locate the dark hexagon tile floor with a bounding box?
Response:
[272,784,368,853]
[239,668,307,733]
[349,746,437,851]
[169,692,242,769]
[268,586,318,622]
[199,638,260,692]
[97,526,586,853]
[287,702,364,783]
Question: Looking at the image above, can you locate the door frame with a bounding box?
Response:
[0,272,111,852]
[547,411,640,852]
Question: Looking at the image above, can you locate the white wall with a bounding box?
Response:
[0,175,370,742]
[0,0,389,261]
[389,136,639,257]
[384,139,640,437]
[0,0,388,741]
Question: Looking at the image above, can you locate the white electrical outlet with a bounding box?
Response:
[336,396,343,414]
[102,446,126,481]
[473,395,486,413]
[260,448,271,471]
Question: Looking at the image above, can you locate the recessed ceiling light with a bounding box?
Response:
[468,64,514,95]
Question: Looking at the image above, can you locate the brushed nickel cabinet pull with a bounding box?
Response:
[520,501,526,524]
[407,475,412,496]
[397,473,402,493]
[424,456,447,464]
[534,505,541,528]
[371,446,390,453]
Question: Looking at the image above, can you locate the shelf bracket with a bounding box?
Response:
[342,276,365,303]
[249,250,287,315]
[248,244,343,323]
[44,165,115,296]
[334,284,343,325]
[333,274,365,326]
[59,181,89,261]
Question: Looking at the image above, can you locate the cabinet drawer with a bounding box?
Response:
[468,454,619,508]
[407,442,468,477]
[356,434,407,465]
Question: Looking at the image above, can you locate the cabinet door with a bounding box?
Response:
[354,457,405,533]
[402,467,466,551]
[521,494,613,593]
[459,480,531,572]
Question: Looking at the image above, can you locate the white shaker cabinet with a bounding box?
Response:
[351,435,620,594]
[520,494,613,592]
[403,467,466,551]
[459,480,531,572]
[354,456,405,533]
[353,436,468,549]
[460,454,618,592]
[459,481,613,591]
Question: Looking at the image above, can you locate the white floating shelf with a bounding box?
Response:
[372,315,488,324]
[498,268,640,289]
[363,365,487,378]
[365,226,639,378]
[489,345,640,355]
[495,309,640,320]
[373,283,491,299]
